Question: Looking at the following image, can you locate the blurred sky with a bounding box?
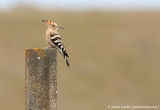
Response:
[1,0,160,11]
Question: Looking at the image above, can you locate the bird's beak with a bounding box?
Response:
[58,26,65,29]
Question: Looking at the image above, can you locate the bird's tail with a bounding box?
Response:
[65,56,70,67]
[57,47,70,67]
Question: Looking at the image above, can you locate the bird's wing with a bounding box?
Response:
[48,33,69,66]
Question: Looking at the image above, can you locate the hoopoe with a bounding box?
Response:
[42,20,69,67]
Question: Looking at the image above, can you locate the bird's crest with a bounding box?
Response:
[42,20,65,29]
[42,20,57,26]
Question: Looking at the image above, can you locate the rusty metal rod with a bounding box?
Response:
[25,47,57,110]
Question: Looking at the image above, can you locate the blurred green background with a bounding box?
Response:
[1,1,160,110]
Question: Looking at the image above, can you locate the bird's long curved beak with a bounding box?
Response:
[58,26,65,29]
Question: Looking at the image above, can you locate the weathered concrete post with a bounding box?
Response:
[25,47,57,110]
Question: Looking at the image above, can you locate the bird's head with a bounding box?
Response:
[42,20,64,30]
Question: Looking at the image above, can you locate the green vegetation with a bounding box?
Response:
[0,9,160,110]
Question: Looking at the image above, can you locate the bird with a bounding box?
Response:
[42,20,69,67]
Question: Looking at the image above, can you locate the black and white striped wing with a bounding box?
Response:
[49,33,69,66]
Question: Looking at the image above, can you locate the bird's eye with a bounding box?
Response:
[53,25,55,27]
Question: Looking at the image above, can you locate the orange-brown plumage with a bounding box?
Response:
[42,20,69,67]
